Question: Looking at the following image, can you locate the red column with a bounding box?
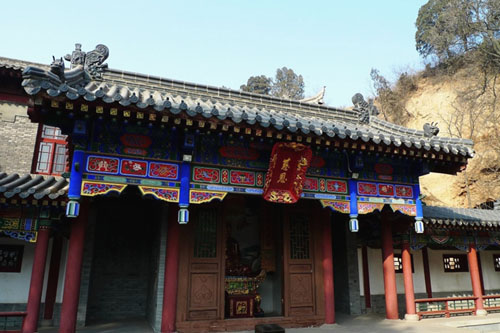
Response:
[161,205,181,333]
[381,212,398,319]
[402,241,418,321]
[468,244,486,316]
[477,251,485,295]
[59,200,89,333]
[22,227,51,333]
[322,209,335,324]
[422,247,432,298]
[43,236,63,321]
[361,245,371,310]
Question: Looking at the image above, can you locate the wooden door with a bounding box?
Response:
[283,206,316,316]
[185,206,224,321]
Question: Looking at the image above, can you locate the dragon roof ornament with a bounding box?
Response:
[22,43,108,93]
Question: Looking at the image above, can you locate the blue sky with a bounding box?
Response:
[0,0,427,107]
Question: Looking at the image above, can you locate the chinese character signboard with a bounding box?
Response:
[263,142,312,203]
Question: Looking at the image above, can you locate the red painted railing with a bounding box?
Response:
[416,294,500,319]
[415,296,477,319]
[0,312,27,333]
[483,295,500,312]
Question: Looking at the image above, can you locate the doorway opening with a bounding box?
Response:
[223,195,284,318]
[86,188,162,325]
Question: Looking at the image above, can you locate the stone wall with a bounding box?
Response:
[0,101,37,174]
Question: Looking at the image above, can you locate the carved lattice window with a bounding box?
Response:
[494,254,500,272]
[194,209,217,258]
[0,245,24,273]
[443,254,468,272]
[393,253,414,273]
[289,214,310,259]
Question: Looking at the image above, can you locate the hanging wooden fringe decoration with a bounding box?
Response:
[263,142,312,204]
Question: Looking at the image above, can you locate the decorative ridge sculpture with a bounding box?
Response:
[423,122,440,137]
[352,93,379,124]
[22,43,109,89]
[300,86,326,105]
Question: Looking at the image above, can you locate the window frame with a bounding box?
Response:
[494,254,500,272]
[32,124,68,176]
[443,254,469,273]
[0,244,24,273]
[393,253,414,273]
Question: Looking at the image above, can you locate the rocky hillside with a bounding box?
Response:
[401,67,500,208]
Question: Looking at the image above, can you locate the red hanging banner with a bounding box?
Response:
[263,142,312,203]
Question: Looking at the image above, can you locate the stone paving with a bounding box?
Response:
[38,313,500,333]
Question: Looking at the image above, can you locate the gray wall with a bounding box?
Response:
[84,195,162,325]
[332,213,362,316]
[0,102,37,174]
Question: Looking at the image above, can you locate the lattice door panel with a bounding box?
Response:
[284,210,316,316]
[187,207,222,320]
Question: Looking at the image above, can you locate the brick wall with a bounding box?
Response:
[332,213,362,315]
[85,194,161,324]
[0,101,37,174]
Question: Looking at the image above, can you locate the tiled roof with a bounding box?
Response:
[423,205,500,228]
[0,173,68,200]
[20,66,474,159]
[0,56,48,71]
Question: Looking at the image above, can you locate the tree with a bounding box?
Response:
[240,75,272,95]
[370,68,416,125]
[415,0,500,63]
[240,67,305,100]
[271,67,305,100]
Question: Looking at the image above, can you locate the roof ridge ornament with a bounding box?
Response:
[23,43,109,92]
[423,122,440,137]
[352,93,379,124]
[64,43,109,79]
[300,86,326,105]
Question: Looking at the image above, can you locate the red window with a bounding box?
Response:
[33,125,68,175]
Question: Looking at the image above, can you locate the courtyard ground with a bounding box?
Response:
[39,312,500,332]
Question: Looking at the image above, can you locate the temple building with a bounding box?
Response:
[0,44,499,333]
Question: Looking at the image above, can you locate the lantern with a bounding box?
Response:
[263,142,312,204]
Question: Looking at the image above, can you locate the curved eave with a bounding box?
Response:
[0,173,68,201]
[21,67,475,160]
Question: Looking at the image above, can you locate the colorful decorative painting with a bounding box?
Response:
[303,178,319,191]
[148,162,179,180]
[138,186,179,202]
[119,133,152,148]
[395,185,413,198]
[120,159,148,177]
[390,204,417,216]
[219,146,259,160]
[357,202,385,214]
[357,182,377,196]
[81,181,126,196]
[193,167,220,183]
[378,184,395,196]
[320,200,350,214]
[86,156,119,174]
[190,190,227,204]
[230,170,255,186]
[326,180,348,194]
